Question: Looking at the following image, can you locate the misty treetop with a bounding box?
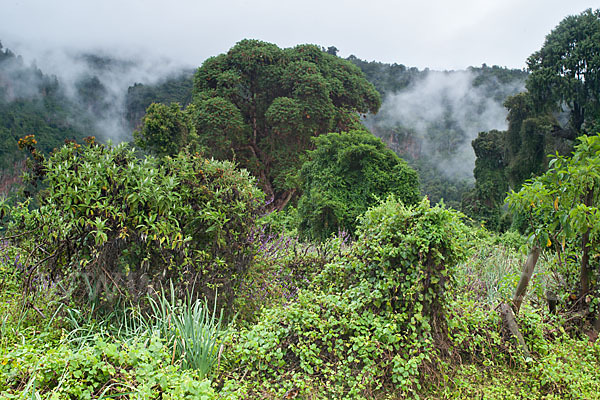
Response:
[135,39,381,210]
[346,55,423,97]
[468,8,600,230]
[527,8,600,134]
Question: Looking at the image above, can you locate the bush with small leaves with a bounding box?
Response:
[298,129,420,241]
[223,196,467,398]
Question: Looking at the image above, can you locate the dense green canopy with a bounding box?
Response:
[193,40,381,209]
[135,40,381,210]
[298,129,419,241]
[527,8,600,134]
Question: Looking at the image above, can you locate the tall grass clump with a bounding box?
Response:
[144,282,229,378]
[60,281,230,379]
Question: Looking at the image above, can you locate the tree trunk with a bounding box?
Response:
[546,290,557,315]
[245,143,275,201]
[581,229,591,297]
[499,303,531,358]
[273,188,296,211]
[513,245,541,314]
[571,101,584,133]
[580,188,594,299]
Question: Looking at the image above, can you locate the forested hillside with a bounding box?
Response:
[0,45,193,196]
[2,8,600,399]
[0,43,93,192]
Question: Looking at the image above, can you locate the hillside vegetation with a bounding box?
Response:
[0,43,95,195]
[2,9,600,399]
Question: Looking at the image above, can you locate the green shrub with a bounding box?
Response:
[223,197,467,398]
[446,296,507,366]
[297,129,420,242]
[133,102,196,157]
[6,141,264,309]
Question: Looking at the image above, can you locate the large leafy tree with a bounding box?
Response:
[468,10,600,228]
[527,8,600,134]
[507,134,600,322]
[191,39,381,209]
[298,129,419,241]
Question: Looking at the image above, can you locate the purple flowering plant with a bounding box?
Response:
[235,220,351,323]
[0,239,25,294]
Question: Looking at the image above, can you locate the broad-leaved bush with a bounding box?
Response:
[6,141,264,308]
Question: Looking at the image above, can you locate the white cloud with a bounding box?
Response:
[1,0,595,70]
[372,69,525,179]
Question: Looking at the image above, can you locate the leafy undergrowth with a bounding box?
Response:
[0,335,214,399]
[437,294,600,400]
[216,293,600,399]
[218,197,468,399]
[3,201,600,399]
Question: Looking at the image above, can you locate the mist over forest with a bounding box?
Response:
[369,69,525,178]
[0,40,528,210]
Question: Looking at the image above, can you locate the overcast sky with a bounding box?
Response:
[0,0,597,71]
